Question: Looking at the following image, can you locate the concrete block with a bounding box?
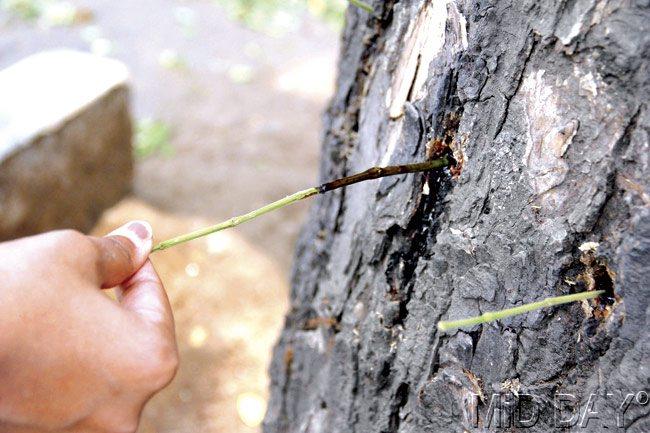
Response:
[0,50,133,240]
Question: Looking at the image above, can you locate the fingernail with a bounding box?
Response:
[107,220,153,254]
[128,221,151,240]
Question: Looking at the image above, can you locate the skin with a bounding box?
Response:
[0,222,178,433]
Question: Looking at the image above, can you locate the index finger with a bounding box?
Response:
[118,260,174,333]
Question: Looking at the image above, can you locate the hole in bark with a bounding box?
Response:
[468,328,482,355]
[579,253,618,318]
[562,247,619,322]
[426,111,463,177]
[592,262,615,306]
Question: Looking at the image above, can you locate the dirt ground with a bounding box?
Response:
[1,1,338,432]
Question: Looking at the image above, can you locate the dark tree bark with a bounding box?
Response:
[265,1,649,432]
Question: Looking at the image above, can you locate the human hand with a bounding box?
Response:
[0,222,178,433]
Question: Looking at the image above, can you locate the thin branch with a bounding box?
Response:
[319,158,448,193]
[437,290,604,332]
[152,187,318,252]
[152,157,449,252]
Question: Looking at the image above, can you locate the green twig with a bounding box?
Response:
[437,290,604,332]
[152,157,449,252]
[153,187,319,252]
[349,0,374,13]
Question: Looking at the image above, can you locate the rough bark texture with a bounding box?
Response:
[266,1,649,432]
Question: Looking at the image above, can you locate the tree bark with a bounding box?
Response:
[265,1,649,432]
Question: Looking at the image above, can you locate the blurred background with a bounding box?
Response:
[0,0,341,431]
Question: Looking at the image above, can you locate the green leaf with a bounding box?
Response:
[134,119,174,159]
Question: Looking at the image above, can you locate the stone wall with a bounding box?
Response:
[0,50,133,240]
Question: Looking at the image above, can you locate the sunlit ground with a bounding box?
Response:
[1,0,340,431]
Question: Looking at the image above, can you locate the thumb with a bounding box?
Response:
[91,220,153,288]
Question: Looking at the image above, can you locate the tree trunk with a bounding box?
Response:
[265,1,649,432]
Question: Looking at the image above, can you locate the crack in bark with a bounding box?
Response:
[493,33,537,139]
[386,382,410,432]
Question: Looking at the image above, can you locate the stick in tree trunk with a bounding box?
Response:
[152,156,449,252]
[437,290,605,331]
